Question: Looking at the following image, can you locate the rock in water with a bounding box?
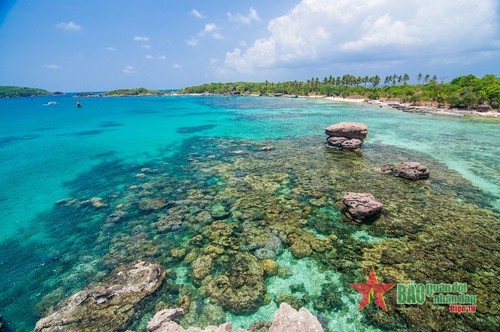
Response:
[268,303,324,332]
[392,161,430,180]
[146,303,324,332]
[325,122,368,139]
[147,308,233,332]
[342,192,383,223]
[325,122,368,150]
[35,261,165,332]
[326,136,364,150]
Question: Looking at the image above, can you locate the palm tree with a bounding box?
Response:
[417,73,423,84]
[403,73,410,84]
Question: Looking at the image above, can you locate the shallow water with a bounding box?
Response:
[0,95,498,331]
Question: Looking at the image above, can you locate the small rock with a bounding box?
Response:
[260,145,275,151]
[269,303,324,332]
[392,162,430,180]
[146,308,234,332]
[147,308,184,332]
[342,192,383,223]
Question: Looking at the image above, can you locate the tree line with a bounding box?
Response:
[180,74,500,110]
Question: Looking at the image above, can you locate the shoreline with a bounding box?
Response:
[307,95,500,118]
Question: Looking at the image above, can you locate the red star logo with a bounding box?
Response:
[350,266,394,311]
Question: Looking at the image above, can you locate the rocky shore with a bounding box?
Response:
[316,96,500,118]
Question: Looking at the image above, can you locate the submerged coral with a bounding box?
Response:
[32,135,499,331]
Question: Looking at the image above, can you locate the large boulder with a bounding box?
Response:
[325,122,368,139]
[342,192,383,223]
[269,303,324,332]
[377,162,430,180]
[35,261,165,332]
[392,162,430,180]
[325,122,368,150]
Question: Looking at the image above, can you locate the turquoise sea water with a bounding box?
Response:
[0,95,498,331]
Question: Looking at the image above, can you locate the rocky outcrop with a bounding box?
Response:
[380,162,430,180]
[325,122,368,150]
[269,303,324,332]
[34,261,165,332]
[342,192,383,223]
[146,303,323,332]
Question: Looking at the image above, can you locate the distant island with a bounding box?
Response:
[0,86,55,98]
[179,74,500,111]
[103,87,163,96]
[73,87,164,98]
[3,74,499,112]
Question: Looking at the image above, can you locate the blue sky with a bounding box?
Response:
[1,0,499,91]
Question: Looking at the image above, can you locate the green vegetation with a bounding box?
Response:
[0,86,53,98]
[104,87,162,96]
[180,74,500,110]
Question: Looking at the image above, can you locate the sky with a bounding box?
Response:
[0,0,499,91]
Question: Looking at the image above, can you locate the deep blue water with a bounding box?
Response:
[0,94,498,331]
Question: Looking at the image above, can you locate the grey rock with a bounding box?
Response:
[325,122,368,151]
[325,122,368,139]
[326,136,364,150]
[392,162,430,180]
[342,192,383,223]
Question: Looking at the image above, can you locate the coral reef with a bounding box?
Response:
[32,135,499,331]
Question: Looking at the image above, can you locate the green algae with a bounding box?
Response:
[33,135,499,331]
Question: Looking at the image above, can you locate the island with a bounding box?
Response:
[179,74,500,113]
[0,86,54,98]
[103,87,163,97]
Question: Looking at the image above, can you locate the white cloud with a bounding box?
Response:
[142,44,151,49]
[191,9,204,19]
[186,37,199,47]
[134,35,150,42]
[223,0,499,73]
[227,7,261,24]
[200,23,224,40]
[145,55,166,60]
[173,64,182,69]
[56,21,81,31]
[212,32,224,40]
[44,64,61,70]
[202,23,217,35]
[123,65,137,74]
